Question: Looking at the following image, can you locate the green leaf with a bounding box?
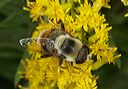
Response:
[120,53,128,76]
[14,51,30,88]
[111,26,128,53]
[115,59,121,69]
[0,0,34,89]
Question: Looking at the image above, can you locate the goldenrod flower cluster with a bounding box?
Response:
[121,0,128,17]
[20,0,121,89]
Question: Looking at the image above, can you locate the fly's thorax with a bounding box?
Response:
[54,34,83,62]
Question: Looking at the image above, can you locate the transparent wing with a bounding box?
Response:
[19,37,53,58]
[19,38,50,47]
[19,38,37,47]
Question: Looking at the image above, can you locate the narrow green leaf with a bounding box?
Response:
[14,51,30,88]
[115,59,121,69]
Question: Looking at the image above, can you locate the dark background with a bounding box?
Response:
[0,0,128,89]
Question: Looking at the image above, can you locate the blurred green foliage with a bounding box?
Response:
[0,0,35,89]
[0,0,128,89]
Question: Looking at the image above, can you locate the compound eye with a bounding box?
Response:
[61,38,76,54]
[42,45,48,51]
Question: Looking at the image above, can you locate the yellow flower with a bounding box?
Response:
[20,0,121,89]
[121,0,128,17]
[23,0,50,21]
[23,57,97,89]
[121,0,128,6]
[92,0,111,11]
[24,0,72,21]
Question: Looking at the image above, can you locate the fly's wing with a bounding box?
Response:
[19,38,52,58]
[19,38,37,47]
[19,38,42,54]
